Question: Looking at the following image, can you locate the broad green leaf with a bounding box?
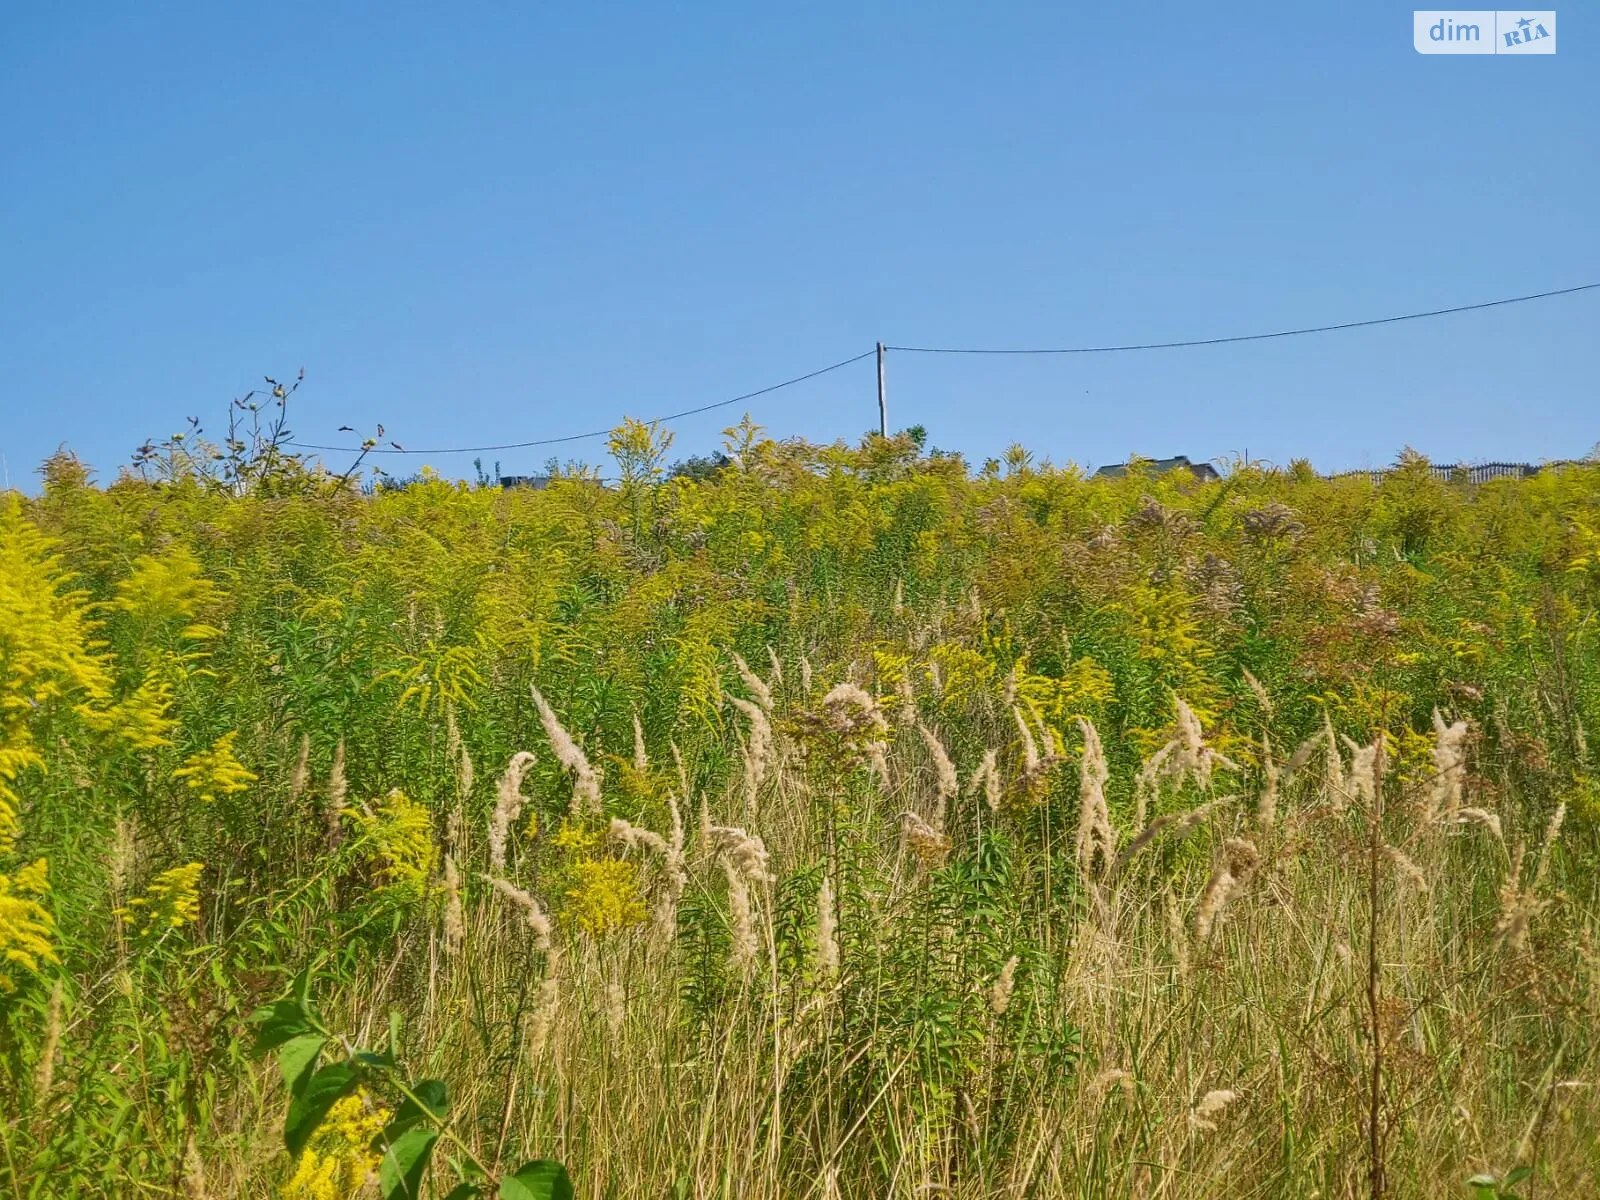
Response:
[378,1127,439,1200]
[499,1159,574,1200]
[251,999,312,1054]
[442,1186,481,1200]
[1505,1166,1533,1187]
[284,1062,361,1157]
[278,1033,326,1099]
[389,1079,449,1132]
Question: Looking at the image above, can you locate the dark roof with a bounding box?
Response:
[499,475,551,489]
[1094,455,1220,481]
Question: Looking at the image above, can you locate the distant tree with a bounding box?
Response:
[669,452,732,483]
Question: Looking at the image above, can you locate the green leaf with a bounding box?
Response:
[278,1033,326,1099]
[499,1160,574,1200]
[391,1079,449,1131]
[442,1186,481,1200]
[1505,1166,1533,1187]
[251,999,312,1054]
[284,1062,361,1157]
[378,1127,440,1200]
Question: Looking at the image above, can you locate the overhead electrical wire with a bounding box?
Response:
[289,281,1598,457]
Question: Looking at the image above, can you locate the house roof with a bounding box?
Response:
[1093,455,1220,481]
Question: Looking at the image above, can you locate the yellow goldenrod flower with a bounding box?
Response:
[563,859,647,935]
[1,857,58,990]
[348,790,438,899]
[281,1090,391,1199]
[119,862,204,934]
[172,732,257,803]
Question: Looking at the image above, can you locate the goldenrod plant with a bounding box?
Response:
[1,416,1598,1196]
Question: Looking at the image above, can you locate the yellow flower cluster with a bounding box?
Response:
[0,857,57,992]
[119,862,204,934]
[172,731,257,804]
[281,1090,391,1200]
[349,789,438,899]
[563,858,647,935]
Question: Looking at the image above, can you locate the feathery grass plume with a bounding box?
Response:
[1195,838,1259,943]
[724,860,758,970]
[1320,712,1345,807]
[815,875,839,975]
[604,982,626,1042]
[489,750,537,873]
[1169,696,1238,790]
[892,577,905,615]
[1165,891,1190,977]
[1529,800,1566,893]
[441,855,465,958]
[483,875,554,951]
[1285,731,1321,778]
[918,724,958,832]
[1423,709,1470,823]
[868,740,892,791]
[731,652,773,714]
[288,733,311,805]
[108,816,134,899]
[1242,667,1273,717]
[1110,800,1220,880]
[1494,842,1542,953]
[1133,741,1173,830]
[1002,658,1019,706]
[33,975,63,1098]
[672,741,689,800]
[1384,845,1429,893]
[631,710,648,774]
[895,674,918,730]
[706,824,774,883]
[990,954,1020,1015]
[819,682,888,735]
[969,749,1001,812]
[765,644,784,687]
[900,811,952,868]
[609,816,669,855]
[325,738,348,850]
[1456,806,1503,840]
[527,977,560,1061]
[1075,718,1115,878]
[1256,732,1280,829]
[1013,706,1039,774]
[530,685,603,814]
[801,654,814,696]
[1189,1088,1241,1132]
[730,696,773,814]
[1343,735,1378,809]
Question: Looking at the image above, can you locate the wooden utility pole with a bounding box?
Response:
[876,342,887,436]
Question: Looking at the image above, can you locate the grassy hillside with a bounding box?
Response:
[3,421,1599,1198]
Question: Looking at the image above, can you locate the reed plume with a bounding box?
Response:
[489,750,537,873]
[1075,718,1115,878]
[483,874,554,951]
[918,723,958,832]
[815,875,839,975]
[531,685,603,814]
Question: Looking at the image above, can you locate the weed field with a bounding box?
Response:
[3,423,1599,1198]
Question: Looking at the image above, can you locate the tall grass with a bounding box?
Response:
[2,430,1599,1197]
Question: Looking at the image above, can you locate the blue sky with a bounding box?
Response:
[1,3,1595,486]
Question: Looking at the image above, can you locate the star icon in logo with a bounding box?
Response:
[1517,15,1534,29]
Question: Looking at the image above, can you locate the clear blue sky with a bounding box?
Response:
[2,3,1595,486]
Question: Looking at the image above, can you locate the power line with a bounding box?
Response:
[288,281,1598,457]
[289,349,878,455]
[884,281,1600,354]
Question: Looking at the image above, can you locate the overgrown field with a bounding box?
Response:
[4,422,1600,1198]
